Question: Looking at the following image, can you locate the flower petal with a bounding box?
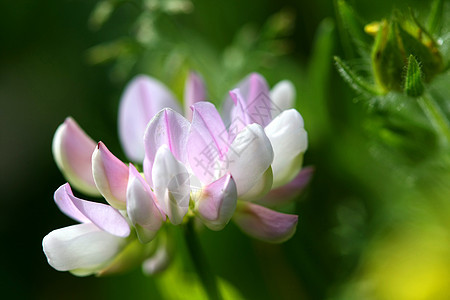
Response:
[55,184,130,237]
[54,183,90,223]
[42,223,126,273]
[241,73,272,127]
[142,241,172,275]
[196,173,237,231]
[222,73,272,128]
[258,166,314,207]
[92,142,129,210]
[238,166,273,202]
[127,163,164,243]
[233,202,298,243]
[184,71,207,121]
[52,117,99,196]
[152,145,190,225]
[118,75,181,162]
[228,89,251,142]
[226,124,274,196]
[143,108,190,186]
[187,102,229,183]
[69,195,130,238]
[270,80,296,118]
[264,109,308,188]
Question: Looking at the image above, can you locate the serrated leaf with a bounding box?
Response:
[396,22,444,81]
[404,55,424,97]
[334,56,383,96]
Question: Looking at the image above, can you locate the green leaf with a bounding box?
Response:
[334,56,382,96]
[427,0,444,35]
[404,55,424,97]
[334,0,372,58]
[305,18,335,142]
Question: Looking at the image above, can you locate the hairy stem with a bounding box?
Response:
[418,94,450,145]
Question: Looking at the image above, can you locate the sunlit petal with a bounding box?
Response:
[127,163,164,243]
[228,89,251,142]
[152,145,190,225]
[196,173,237,231]
[233,202,298,243]
[241,73,272,127]
[52,117,99,196]
[238,167,273,202]
[118,75,181,162]
[54,183,90,224]
[92,142,129,209]
[143,108,190,186]
[227,124,274,196]
[270,80,296,118]
[54,183,130,237]
[223,73,272,127]
[265,109,308,188]
[42,223,126,273]
[188,102,229,183]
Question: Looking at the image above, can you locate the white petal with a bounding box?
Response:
[42,223,126,273]
[152,145,190,225]
[196,174,237,231]
[270,80,296,118]
[127,164,164,243]
[142,243,171,275]
[239,167,273,201]
[226,124,274,196]
[143,108,190,186]
[264,109,308,188]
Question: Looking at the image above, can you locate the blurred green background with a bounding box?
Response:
[1,0,449,299]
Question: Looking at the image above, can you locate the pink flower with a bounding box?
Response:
[220,73,311,243]
[44,73,208,274]
[51,72,207,199]
[42,183,130,275]
[43,71,310,276]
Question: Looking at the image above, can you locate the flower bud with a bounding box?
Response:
[371,16,444,93]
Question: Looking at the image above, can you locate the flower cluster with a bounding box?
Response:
[43,72,311,276]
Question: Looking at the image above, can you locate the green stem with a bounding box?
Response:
[418,94,450,145]
[184,218,222,300]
